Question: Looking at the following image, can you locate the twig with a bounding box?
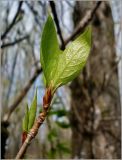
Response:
[1,35,28,48]
[25,1,43,27]
[1,2,23,40]
[16,87,53,159]
[3,67,42,122]
[49,1,65,50]
[64,1,102,45]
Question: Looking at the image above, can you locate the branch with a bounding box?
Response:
[1,35,28,48]
[16,87,53,159]
[3,67,42,122]
[64,1,102,45]
[25,1,43,27]
[49,1,65,50]
[1,1,23,40]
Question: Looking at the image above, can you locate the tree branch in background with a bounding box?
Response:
[1,1,23,40]
[49,1,65,50]
[1,35,29,48]
[25,1,43,27]
[3,67,42,122]
[64,1,102,45]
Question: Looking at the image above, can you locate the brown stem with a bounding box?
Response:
[49,1,65,50]
[1,35,29,48]
[64,1,102,45]
[15,87,53,159]
[1,1,23,40]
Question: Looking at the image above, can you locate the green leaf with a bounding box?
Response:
[22,104,29,132]
[48,109,68,117]
[53,26,91,89]
[56,121,70,129]
[28,90,37,131]
[40,15,91,92]
[42,73,46,86]
[40,15,62,87]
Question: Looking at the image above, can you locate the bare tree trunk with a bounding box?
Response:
[70,1,121,159]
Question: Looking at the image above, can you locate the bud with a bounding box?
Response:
[43,87,52,107]
[22,131,27,144]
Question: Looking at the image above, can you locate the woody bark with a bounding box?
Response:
[70,1,121,159]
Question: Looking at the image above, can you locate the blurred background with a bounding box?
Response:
[1,0,122,159]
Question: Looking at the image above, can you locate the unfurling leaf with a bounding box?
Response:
[40,15,91,92]
[40,15,62,88]
[22,104,29,132]
[28,90,37,131]
[22,89,37,144]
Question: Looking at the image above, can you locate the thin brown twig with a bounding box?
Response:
[49,1,65,50]
[1,35,29,48]
[1,1,23,40]
[16,87,53,159]
[64,1,102,45]
[25,1,43,27]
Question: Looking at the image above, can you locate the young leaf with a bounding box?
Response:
[22,104,29,132]
[28,90,37,131]
[40,15,62,87]
[40,15,91,92]
[53,26,91,89]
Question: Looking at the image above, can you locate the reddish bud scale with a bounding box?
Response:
[43,87,52,108]
[22,131,27,144]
